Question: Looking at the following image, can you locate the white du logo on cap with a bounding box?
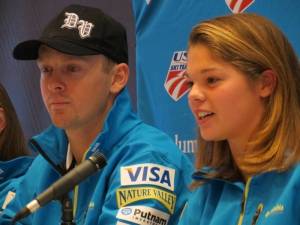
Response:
[61,12,94,39]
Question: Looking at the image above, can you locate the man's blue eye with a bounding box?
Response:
[40,67,51,74]
[67,65,80,72]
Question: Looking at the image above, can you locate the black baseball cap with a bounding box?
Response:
[13,4,128,64]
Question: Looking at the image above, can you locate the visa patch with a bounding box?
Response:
[120,163,175,191]
[117,205,170,225]
[116,186,176,214]
[164,51,190,101]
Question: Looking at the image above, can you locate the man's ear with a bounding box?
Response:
[258,69,277,98]
[0,108,7,133]
[110,63,129,94]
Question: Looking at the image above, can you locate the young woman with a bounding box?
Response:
[0,83,33,211]
[179,13,300,225]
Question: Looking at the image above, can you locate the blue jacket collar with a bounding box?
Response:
[192,167,246,189]
[89,88,140,158]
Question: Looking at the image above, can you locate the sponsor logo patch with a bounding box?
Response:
[120,163,175,191]
[116,186,176,214]
[164,51,190,101]
[225,0,255,13]
[117,205,170,225]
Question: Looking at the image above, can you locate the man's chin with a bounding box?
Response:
[51,118,70,129]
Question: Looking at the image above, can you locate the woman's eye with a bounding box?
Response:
[207,77,219,85]
[186,79,194,87]
[183,73,194,87]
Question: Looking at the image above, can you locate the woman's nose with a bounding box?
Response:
[188,84,206,103]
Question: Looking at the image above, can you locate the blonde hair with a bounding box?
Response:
[189,13,300,182]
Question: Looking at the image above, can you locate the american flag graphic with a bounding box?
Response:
[164,51,191,101]
[225,0,255,13]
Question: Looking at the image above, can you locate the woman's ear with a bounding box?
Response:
[110,63,129,94]
[0,107,7,133]
[258,69,277,98]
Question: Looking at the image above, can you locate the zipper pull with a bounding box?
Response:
[251,203,264,225]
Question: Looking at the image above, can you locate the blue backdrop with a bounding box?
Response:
[132,0,300,159]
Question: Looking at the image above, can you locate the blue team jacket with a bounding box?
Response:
[178,163,300,225]
[1,89,193,225]
[0,156,33,211]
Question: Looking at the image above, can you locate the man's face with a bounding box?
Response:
[37,45,115,133]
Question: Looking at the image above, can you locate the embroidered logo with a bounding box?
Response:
[117,205,170,225]
[225,0,255,13]
[61,12,94,39]
[265,204,284,218]
[164,51,190,101]
[120,163,175,191]
[116,186,176,214]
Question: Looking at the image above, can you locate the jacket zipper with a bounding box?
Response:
[251,203,264,225]
[72,150,89,221]
[237,178,252,225]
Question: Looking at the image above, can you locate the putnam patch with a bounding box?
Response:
[117,205,170,225]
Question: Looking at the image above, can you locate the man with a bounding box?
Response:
[0,4,193,225]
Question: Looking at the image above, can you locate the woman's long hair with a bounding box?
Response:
[0,83,28,160]
[189,13,300,182]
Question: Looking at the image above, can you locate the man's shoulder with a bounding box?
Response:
[127,121,180,150]
[120,124,191,164]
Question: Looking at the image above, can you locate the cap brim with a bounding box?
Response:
[13,38,100,60]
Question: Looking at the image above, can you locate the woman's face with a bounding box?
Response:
[187,44,268,152]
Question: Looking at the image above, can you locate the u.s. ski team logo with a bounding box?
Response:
[164,51,190,101]
[225,0,255,13]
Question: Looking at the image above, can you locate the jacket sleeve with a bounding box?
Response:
[96,149,193,225]
[0,181,35,225]
[0,157,45,225]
